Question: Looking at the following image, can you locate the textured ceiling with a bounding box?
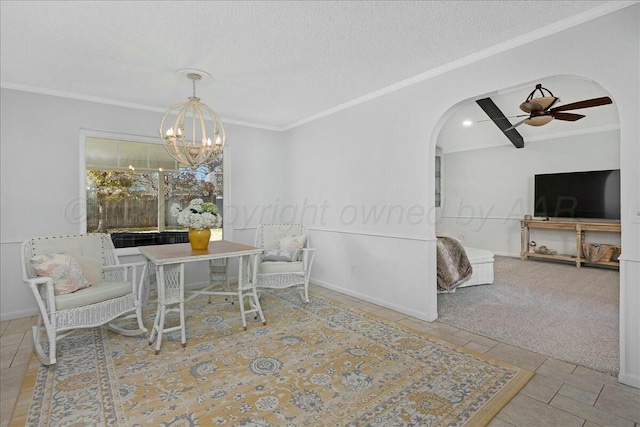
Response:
[0,1,623,131]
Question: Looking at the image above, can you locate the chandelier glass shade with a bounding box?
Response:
[159,73,225,167]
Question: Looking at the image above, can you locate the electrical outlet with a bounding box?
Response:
[350,265,356,275]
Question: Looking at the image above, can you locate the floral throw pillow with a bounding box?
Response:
[31,253,90,295]
[275,234,307,262]
[279,234,307,252]
[263,248,300,262]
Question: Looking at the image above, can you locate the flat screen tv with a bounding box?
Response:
[534,169,620,219]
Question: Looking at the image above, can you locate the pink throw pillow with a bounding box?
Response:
[31,253,90,295]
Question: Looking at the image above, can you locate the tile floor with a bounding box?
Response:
[0,316,37,427]
[1,286,639,426]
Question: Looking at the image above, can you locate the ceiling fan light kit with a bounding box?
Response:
[520,84,559,113]
[520,97,557,113]
[524,115,554,127]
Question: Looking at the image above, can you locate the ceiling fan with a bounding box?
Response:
[504,83,613,131]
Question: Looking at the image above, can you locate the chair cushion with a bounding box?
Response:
[263,248,300,262]
[31,253,90,295]
[258,261,304,274]
[55,281,132,310]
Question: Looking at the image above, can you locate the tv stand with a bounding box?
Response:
[520,217,621,268]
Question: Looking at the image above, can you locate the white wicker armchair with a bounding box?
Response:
[254,224,316,302]
[21,234,147,365]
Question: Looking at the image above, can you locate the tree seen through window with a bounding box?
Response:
[84,137,223,242]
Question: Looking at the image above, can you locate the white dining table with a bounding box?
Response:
[139,240,265,354]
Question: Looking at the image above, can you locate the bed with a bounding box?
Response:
[436,236,494,292]
[459,246,494,288]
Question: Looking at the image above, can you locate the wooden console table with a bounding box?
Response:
[520,218,621,268]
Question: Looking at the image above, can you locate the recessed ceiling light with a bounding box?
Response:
[462,120,473,127]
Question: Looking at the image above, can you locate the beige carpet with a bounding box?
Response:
[438,256,619,375]
[13,289,532,426]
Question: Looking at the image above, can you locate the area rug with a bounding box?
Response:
[438,256,619,376]
[14,289,532,426]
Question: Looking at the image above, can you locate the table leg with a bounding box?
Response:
[576,226,583,268]
[250,288,266,325]
[238,287,248,331]
[154,303,166,354]
[237,254,266,330]
[520,220,530,260]
[149,263,186,354]
[179,301,186,347]
[250,254,266,325]
[148,301,161,345]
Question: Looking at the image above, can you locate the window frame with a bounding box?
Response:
[79,129,229,253]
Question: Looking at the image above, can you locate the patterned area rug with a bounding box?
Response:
[14,289,532,426]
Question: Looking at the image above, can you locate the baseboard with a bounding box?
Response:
[618,372,640,389]
[1,308,40,322]
[492,251,521,258]
[310,279,437,322]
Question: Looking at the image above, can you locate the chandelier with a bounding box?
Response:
[159,71,226,167]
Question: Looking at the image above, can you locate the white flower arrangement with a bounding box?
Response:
[170,198,222,230]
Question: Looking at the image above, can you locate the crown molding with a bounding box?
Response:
[0,81,284,132]
[221,117,283,132]
[283,1,637,130]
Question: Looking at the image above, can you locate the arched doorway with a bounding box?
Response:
[431,75,622,375]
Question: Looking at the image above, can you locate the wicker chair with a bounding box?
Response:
[21,234,147,365]
[209,258,230,290]
[208,258,230,303]
[254,224,316,302]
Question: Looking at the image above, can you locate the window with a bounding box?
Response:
[435,155,441,208]
[84,136,223,247]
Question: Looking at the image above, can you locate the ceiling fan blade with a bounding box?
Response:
[550,96,612,112]
[475,97,524,148]
[477,114,528,123]
[552,112,585,121]
[504,119,527,131]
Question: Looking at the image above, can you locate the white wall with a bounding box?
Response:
[283,6,640,386]
[0,89,288,319]
[283,88,438,320]
[438,129,621,256]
